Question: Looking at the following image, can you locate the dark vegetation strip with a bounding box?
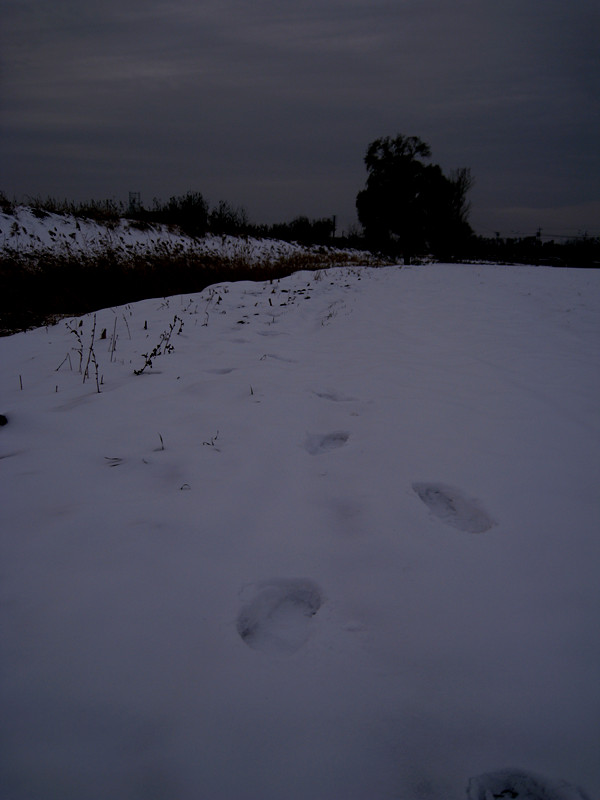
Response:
[0,191,386,334]
[0,249,385,336]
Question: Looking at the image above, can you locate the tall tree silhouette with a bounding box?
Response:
[356,134,473,262]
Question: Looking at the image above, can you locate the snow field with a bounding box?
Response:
[1,263,599,799]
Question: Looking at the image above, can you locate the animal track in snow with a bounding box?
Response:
[467,768,592,800]
[412,482,494,533]
[313,390,356,402]
[259,353,297,363]
[237,579,323,655]
[104,456,124,467]
[305,431,350,455]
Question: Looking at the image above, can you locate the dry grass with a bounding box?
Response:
[0,241,388,335]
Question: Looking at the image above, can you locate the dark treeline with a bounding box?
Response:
[354,134,599,267]
[134,194,341,245]
[3,143,599,267]
[462,233,600,268]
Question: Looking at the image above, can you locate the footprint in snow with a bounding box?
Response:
[237,579,323,655]
[412,481,494,533]
[305,431,349,455]
[466,768,592,800]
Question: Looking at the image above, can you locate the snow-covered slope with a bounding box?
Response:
[1,263,599,799]
[0,205,369,266]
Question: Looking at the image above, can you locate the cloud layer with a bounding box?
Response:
[2,0,599,236]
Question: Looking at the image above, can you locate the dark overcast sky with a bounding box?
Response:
[2,0,599,238]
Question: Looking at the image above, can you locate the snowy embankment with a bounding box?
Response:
[0,204,370,265]
[1,263,599,799]
[0,204,383,334]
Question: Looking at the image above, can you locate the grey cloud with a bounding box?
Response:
[1,0,598,236]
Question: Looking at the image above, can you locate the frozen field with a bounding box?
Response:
[1,262,598,799]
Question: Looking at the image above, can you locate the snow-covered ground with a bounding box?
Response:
[0,205,370,266]
[1,262,598,799]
